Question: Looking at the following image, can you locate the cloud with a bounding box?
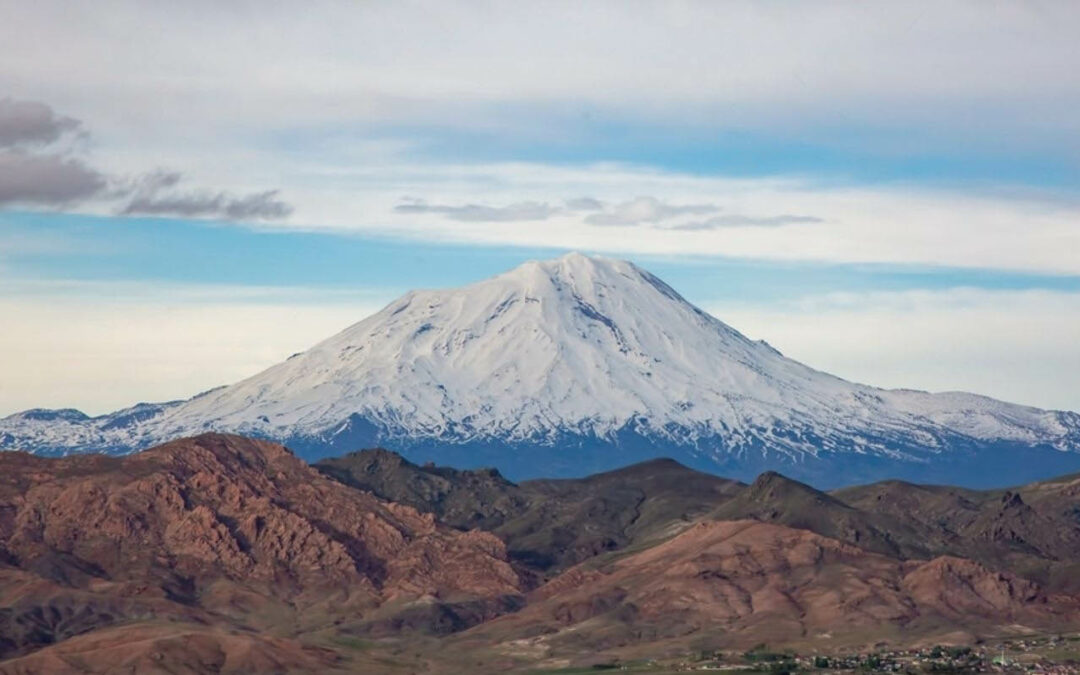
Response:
[120,169,183,194]
[391,195,740,228]
[0,98,81,148]
[5,3,1078,152]
[584,197,718,226]
[709,288,1080,412]
[0,97,292,220]
[340,166,1080,275]
[669,214,823,230]
[565,197,604,211]
[394,198,557,222]
[121,186,293,220]
[0,151,107,206]
[0,98,104,207]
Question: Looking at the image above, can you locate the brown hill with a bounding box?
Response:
[0,434,524,664]
[316,451,743,574]
[0,622,339,675]
[457,520,1080,664]
[834,474,1080,592]
[316,450,1080,595]
[708,471,924,559]
[4,437,1080,672]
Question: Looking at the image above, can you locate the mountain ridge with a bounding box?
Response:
[4,434,1080,671]
[4,253,1080,488]
[317,446,1080,594]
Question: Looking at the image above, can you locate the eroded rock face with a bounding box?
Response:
[0,434,524,660]
[465,520,1080,653]
[901,555,1044,613]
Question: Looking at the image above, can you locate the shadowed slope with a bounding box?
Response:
[319,448,1080,595]
[316,451,744,574]
[834,473,1080,592]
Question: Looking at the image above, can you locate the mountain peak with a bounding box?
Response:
[497,252,643,293]
[745,470,832,503]
[4,256,1080,488]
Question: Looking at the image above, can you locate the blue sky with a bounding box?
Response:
[1,2,1080,415]
[6,211,1080,300]
[384,117,1080,188]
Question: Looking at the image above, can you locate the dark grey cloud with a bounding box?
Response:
[395,198,557,222]
[0,98,81,148]
[123,169,183,194]
[120,176,293,219]
[0,151,107,206]
[584,196,719,226]
[0,97,292,220]
[0,98,102,207]
[669,214,823,230]
[113,163,293,222]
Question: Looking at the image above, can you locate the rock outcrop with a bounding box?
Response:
[0,434,524,661]
[462,520,1080,656]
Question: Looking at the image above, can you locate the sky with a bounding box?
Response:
[1,1,1079,415]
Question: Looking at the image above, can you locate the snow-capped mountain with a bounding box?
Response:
[4,253,1080,487]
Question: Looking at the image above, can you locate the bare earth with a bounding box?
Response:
[2,434,1080,673]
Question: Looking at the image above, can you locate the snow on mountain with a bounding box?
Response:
[4,253,1080,487]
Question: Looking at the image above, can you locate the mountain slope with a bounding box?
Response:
[4,437,1080,671]
[833,475,1080,592]
[4,253,1080,487]
[318,449,1080,594]
[316,450,743,574]
[456,520,1080,659]
[0,434,524,664]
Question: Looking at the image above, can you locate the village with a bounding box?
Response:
[602,634,1080,674]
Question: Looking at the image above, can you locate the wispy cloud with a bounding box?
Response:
[565,197,604,211]
[121,189,293,220]
[669,214,823,230]
[393,194,822,232]
[373,168,1080,275]
[394,198,558,222]
[118,170,292,219]
[392,195,748,228]
[584,196,718,226]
